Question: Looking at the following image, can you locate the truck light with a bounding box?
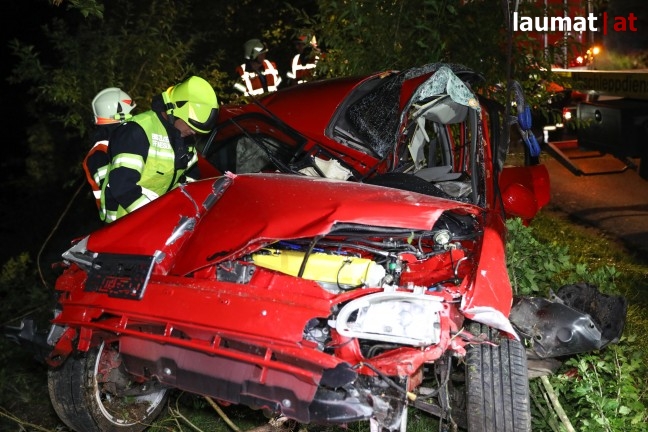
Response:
[562,108,573,121]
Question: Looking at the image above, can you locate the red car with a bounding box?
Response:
[7,64,625,432]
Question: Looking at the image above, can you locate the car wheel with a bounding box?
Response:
[48,340,168,432]
[465,323,531,432]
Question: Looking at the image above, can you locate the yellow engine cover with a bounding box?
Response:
[252,249,384,287]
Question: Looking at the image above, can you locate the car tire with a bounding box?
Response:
[465,323,531,432]
[48,340,168,432]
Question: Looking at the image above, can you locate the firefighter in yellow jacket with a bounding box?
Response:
[100,76,219,223]
[234,39,282,96]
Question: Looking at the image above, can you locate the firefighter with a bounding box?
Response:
[234,39,282,96]
[100,76,219,223]
[286,33,320,86]
[83,87,136,218]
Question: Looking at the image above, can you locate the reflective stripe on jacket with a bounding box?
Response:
[83,140,109,217]
[101,111,195,223]
[234,60,282,96]
[286,54,318,84]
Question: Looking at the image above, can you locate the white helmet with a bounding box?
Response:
[92,87,136,125]
[243,39,268,60]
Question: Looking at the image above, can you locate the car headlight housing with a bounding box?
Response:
[333,292,443,346]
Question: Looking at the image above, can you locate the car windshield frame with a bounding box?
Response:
[199,113,309,174]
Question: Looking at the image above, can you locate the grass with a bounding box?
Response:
[531,208,648,304]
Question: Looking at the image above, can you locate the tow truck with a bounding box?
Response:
[518,0,648,181]
[546,68,648,181]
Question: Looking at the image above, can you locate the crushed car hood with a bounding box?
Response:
[85,173,482,276]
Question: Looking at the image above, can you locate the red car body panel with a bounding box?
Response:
[200,72,416,179]
[254,75,369,135]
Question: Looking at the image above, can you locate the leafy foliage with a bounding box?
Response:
[539,336,648,431]
[8,0,320,186]
[49,0,104,18]
[0,253,58,430]
[0,254,50,323]
[506,217,618,296]
[506,217,572,295]
[8,0,206,185]
[311,0,460,77]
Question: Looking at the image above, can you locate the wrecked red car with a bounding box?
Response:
[47,172,529,431]
[6,64,626,432]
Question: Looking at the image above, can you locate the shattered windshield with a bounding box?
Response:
[329,64,482,160]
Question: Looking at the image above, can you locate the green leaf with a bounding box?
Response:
[619,405,631,415]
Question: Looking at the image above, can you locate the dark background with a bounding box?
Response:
[2,2,54,175]
[1,3,96,273]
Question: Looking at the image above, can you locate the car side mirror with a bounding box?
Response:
[502,182,538,222]
[499,164,551,224]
